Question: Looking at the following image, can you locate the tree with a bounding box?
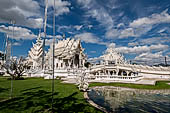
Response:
[3,57,29,80]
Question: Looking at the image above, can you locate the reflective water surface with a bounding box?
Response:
[88,86,170,113]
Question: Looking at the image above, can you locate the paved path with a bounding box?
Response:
[62,78,170,85]
[89,79,156,85]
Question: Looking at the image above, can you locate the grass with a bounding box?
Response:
[1,77,170,113]
[89,81,170,89]
[0,77,102,113]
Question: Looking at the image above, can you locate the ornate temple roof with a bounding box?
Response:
[28,33,43,60]
[47,38,85,59]
[100,45,125,64]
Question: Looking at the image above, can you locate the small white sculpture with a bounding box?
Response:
[77,69,89,91]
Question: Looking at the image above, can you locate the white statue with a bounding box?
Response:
[77,69,89,91]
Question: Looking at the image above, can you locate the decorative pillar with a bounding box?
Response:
[68,59,71,68]
[126,71,129,76]
[115,59,117,64]
[63,61,65,69]
[82,59,85,67]
[73,56,75,68]
[116,69,119,75]
[121,71,123,76]
[99,71,101,76]
[79,55,81,67]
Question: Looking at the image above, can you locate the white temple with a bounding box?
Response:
[28,33,43,69]
[45,38,86,70]
[100,46,125,65]
[27,34,170,82]
[89,45,170,82]
[27,34,87,78]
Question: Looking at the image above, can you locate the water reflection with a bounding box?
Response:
[88,86,170,113]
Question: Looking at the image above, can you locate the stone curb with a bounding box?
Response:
[84,91,108,113]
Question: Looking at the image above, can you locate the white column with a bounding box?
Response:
[82,59,85,67]
[99,71,101,76]
[79,55,81,67]
[116,69,119,75]
[121,71,123,76]
[63,61,65,69]
[68,59,71,68]
[126,71,129,76]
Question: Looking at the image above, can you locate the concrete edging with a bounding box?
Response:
[84,91,108,113]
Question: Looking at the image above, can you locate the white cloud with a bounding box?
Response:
[107,43,116,48]
[119,28,135,38]
[87,25,93,29]
[105,24,153,39]
[105,9,170,39]
[140,37,170,45]
[45,39,53,46]
[74,25,83,30]
[57,25,79,34]
[74,32,107,45]
[105,29,120,39]
[0,0,43,28]
[128,42,139,46]
[48,0,71,16]
[88,57,103,63]
[13,42,21,46]
[0,25,36,40]
[117,23,124,28]
[40,32,63,39]
[115,44,168,54]
[158,28,166,33]
[57,24,91,34]
[130,9,170,27]
[77,0,114,29]
[57,25,72,32]
[45,35,63,46]
[134,52,170,65]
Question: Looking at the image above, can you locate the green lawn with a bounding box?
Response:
[0,77,102,113]
[1,77,170,113]
[89,81,170,89]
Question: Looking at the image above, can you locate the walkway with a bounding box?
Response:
[62,78,170,85]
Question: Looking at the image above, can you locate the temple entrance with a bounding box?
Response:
[74,54,79,67]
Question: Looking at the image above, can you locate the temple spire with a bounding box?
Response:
[38,29,41,40]
[28,34,43,69]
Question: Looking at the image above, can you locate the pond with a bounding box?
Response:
[87,86,170,113]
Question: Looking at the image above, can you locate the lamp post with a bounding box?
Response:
[42,0,48,70]
[52,0,55,112]
[10,20,15,98]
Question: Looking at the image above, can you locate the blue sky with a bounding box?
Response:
[0,0,170,65]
